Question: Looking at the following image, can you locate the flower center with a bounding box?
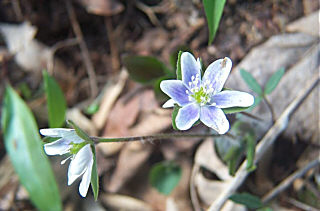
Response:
[186,74,214,106]
[69,142,87,154]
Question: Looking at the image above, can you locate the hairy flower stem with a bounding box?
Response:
[91,133,235,144]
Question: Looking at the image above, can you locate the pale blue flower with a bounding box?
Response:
[40,128,93,197]
[160,52,254,134]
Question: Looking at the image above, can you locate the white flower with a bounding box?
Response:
[40,128,94,197]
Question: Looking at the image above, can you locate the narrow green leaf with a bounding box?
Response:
[264,67,285,95]
[203,0,226,45]
[222,106,250,114]
[172,105,180,130]
[229,192,264,209]
[245,133,256,172]
[123,55,167,84]
[1,86,62,211]
[176,51,183,80]
[149,162,182,195]
[240,69,263,95]
[43,71,66,128]
[90,145,99,200]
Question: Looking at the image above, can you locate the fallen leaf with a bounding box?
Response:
[101,193,152,211]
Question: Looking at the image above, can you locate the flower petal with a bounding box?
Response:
[200,106,229,134]
[79,156,93,197]
[202,57,232,94]
[181,52,201,87]
[68,144,93,185]
[40,128,74,137]
[162,99,175,108]
[40,128,84,143]
[160,80,190,106]
[44,138,71,155]
[176,103,200,130]
[212,91,254,108]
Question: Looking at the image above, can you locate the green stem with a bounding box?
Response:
[91,132,235,144]
[263,96,276,123]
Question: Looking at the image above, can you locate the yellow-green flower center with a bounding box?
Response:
[187,74,214,106]
[69,142,87,154]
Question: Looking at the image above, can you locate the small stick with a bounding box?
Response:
[206,75,319,211]
[105,17,120,72]
[135,0,161,26]
[285,197,320,211]
[263,97,276,123]
[66,0,98,98]
[262,157,320,203]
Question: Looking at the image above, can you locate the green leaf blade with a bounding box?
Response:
[264,67,285,95]
[149,162,182,195]
[2,86,62,211]
[229,192,264,209]
[123,55,167,84]
[222,106,250,114]
[172,105,180,130]
[203,0,226,45]
[240,69,263,95]
[90,146,99,200]
[176,51,183,80]
[43,71,67,128]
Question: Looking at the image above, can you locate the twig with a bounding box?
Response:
[262,157,320,203]
[105,17,120,72]
[66,0,98,98]
[91,132,234,144]
[285,197,320,211]
[135,0,161,26]
[47,38,78,74]
[263,96,276,123]
[241,111,263,121]
[11,0,23,21]
[190,165,202,211]
[206,74,319,211]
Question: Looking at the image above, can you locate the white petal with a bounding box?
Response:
[44,138,71,155]
[79,157,93,197]
[200,106,229,134]
[175,103,200,130]
[160,80,190,106]
[40,128,75,137]
[162,99,175,108]
[68,144,93,185]
[202,57,232,94]
[181,52,201,88]
[212,91,254,108]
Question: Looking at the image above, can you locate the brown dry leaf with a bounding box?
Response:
[101,193,152,211]
[92,69,128,130]
[286,10,320,37]
[195,139,231,180]
[77,0,124,16]
[193,139,245,210]
[67,108,98,136]
[106,142,153,193]
[226,32,319,142]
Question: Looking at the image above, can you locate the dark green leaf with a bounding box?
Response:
[172,105,180,130]
[245,133,256,172]
[1,86,62,211]
[90,145,99,200]
[203,0,226,45]
[18,82,32,99]
[43,71,66,128]
[67,120,94,145]
[229,192,264,209]
[169,46,190,70]
[257,207,273,211]
[149,162,182,195]
[240,69,263,95]
[222,106,250,114]
[123,55,167,84]
[154,76,173,102]
[264,67,285,95]
[176,51,183,80]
